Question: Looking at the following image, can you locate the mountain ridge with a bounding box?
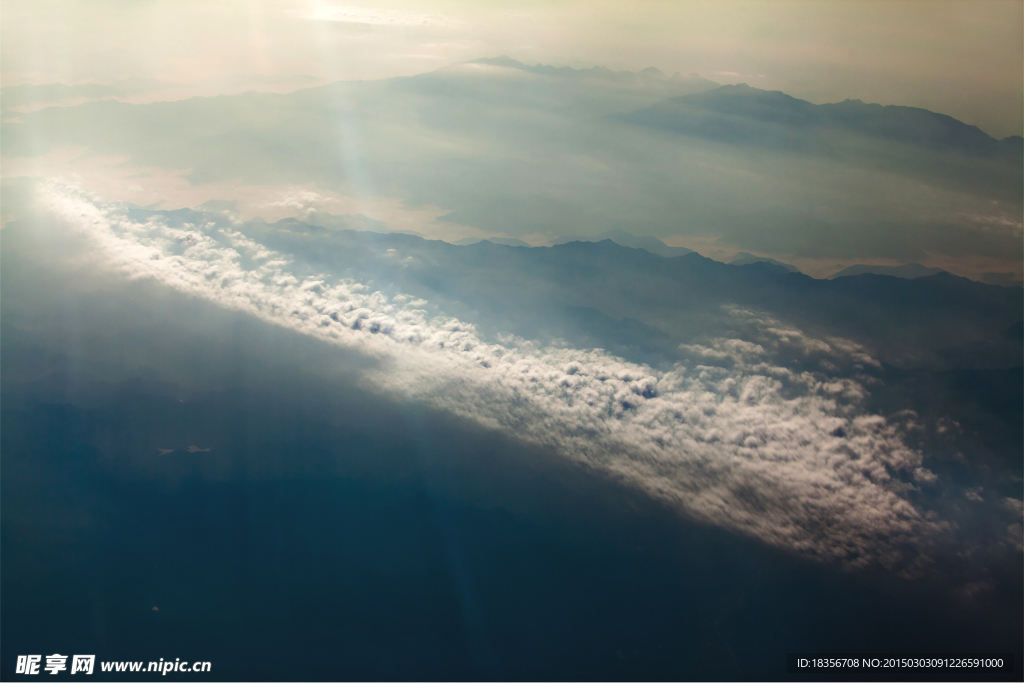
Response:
[470,56,715,85]
[622,83,1022,158]
[729,251,801,273]
[552,228,694,258]
[830,263,946,280]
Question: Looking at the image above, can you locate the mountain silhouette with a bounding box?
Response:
[553,229,693,258]
[830,263,946,279]
[729,252,801,273]
[622,83,1022,159]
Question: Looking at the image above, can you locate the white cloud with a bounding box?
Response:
[1007,524,1023,553]
[41,179,951,571]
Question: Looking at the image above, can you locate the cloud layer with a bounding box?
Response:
[40,179,950,570]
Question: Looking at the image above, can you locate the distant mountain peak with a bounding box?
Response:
[454,236,532,248]
[623,83,1015,159]
[552,229,693,258]
[729,252,801,273]
[637,66,665,78]
[474,55,522,68]
[604,228,638,239]
[468,57,710,85]
[829,263,946,280]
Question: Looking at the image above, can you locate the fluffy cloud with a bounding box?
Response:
[39,179,950,571]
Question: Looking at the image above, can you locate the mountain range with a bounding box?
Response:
[622,83,1023,158]
[830,263,946,279]
[471,56,714,86]
[2,57,1019,277]
[729,251,800,273]
[552,229,694,257]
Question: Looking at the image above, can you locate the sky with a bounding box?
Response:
[2,0,1022,138]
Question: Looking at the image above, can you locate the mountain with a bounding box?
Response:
[196,199,240,214]
[296,211,388,233]
[205,216,1021,371]
[470,56,716,87]
[4,64,1018,265]
[979,271,1024,288]
[830,263,946,279]
[553,229,693,258]
[0,78,173,110]
[618,84,1022,205]
[729,252,801,273]
[622,83,1022,159]
[0,75,320,112]
[454,236,533,247]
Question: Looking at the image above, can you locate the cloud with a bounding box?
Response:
[41,179,951,571]
[913,467,938,484]
[187,445,212,453]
